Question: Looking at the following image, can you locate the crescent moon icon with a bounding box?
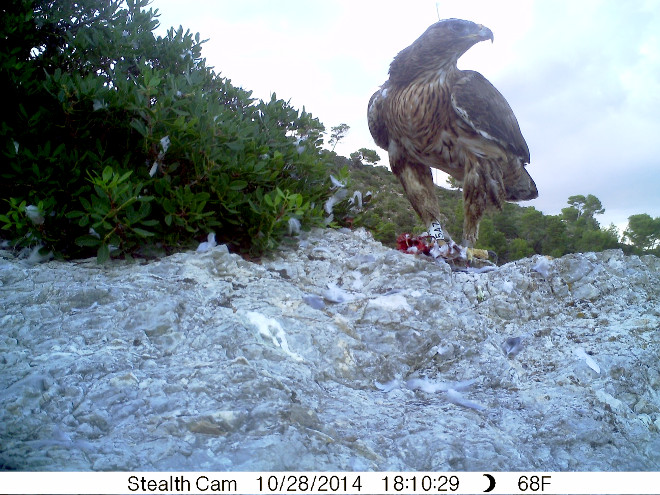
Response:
[483,473,496,493]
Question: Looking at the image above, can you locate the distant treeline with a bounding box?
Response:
[328,155,659,263]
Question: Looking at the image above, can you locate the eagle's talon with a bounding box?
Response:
[427,222,463,258]
[430,238,464,260]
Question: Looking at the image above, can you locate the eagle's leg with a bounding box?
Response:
[462,205,480,248]
[391,158,461,257]
[461,168,484,248]
[462,159,503,247]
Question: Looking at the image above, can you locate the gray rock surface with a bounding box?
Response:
[1,228,659,471]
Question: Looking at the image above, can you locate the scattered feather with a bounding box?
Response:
[350,190,363,208]
[196,232,217,252]
[92,99,107,111]
[302,294,325,310]
[406,378,486,410]
[287,217,301,235]
[406,377,477,393]
[533,257,552,278]
[25,205,44,225]
[595,390,626,414]
[466,265,497,273]
[246,311,303,362]
[375,379,401,392]
[323,195,337,215]
[323,283,353,303]
[294,137,306,154]
[370,293,411,312]
[311,246,333,257]
[406,378,446,393]
[503,336,524,357]
[26,245,53,264]
[329,174,346,189]
[575,347,600,374]
[324,189,349,215]
[445,388,487,411]
[149,161,158,177]
[160,135,171,153]
[430,242,465,260]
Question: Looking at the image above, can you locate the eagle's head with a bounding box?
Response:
[389,19,494,85]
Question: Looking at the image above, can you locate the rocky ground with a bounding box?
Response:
[1,228,659,471]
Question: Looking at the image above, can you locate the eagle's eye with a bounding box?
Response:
[449,22,467,35]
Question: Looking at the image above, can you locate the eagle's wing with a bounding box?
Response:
[451,70,530,163]
[367,85,390,150]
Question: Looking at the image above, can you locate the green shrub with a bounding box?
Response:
[507,238,535,261]
[1,0,330,261]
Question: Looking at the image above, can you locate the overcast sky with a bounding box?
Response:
[151,0,660,232]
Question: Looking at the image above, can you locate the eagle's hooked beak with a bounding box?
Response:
[477,24,494,43]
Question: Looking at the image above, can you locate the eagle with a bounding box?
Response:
[368,18,537,257]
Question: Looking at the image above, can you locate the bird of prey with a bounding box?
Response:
[368,18,537,257]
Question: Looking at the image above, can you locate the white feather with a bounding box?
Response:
[323,283,353,303]
[575,348,600,374]
[196,232,217,252]
[246,311,303,362]
[329,175,345,189]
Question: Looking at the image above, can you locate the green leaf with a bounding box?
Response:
[225,141,243,152]
[102,166,114,182]
[97,244,110,264]
[53,143,66,157]
[132,227,154,237]
[118,170,132,183]
[75,235,101,247]
[229,180,248,191]
[66,210,83,219]
[248,199,261,215]
[130,119,148,136]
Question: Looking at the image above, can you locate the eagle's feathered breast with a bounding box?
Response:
[384,70,465,177]
[368,19,538,247]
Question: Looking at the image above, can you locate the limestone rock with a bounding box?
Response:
[1,228,658,470]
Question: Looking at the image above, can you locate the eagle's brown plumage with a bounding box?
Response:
[368,18,538,252]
